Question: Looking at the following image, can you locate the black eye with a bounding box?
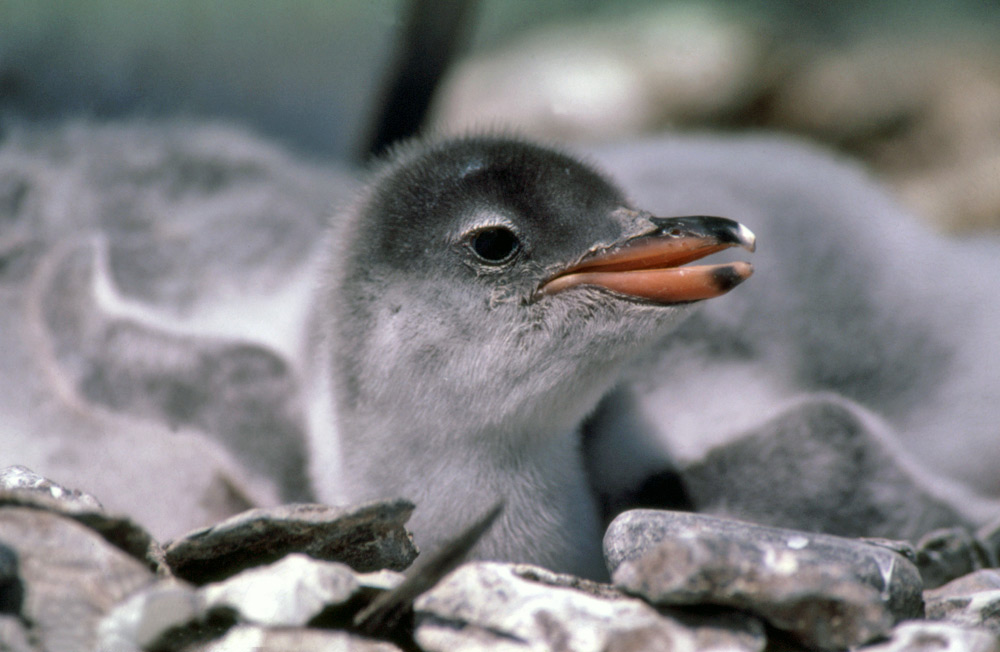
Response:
[470,227,520,264]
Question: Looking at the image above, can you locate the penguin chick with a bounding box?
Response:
[307,135,754,579]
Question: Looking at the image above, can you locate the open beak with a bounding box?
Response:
[537,215,756,305]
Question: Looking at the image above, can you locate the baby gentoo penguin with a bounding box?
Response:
[307,135,754,580]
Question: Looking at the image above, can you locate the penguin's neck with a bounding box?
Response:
[338,402,609,580]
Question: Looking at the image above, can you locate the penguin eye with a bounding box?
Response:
[469,226,520,264]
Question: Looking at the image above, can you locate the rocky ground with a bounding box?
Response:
[1,116,1000,650]
[3,465,1000,651]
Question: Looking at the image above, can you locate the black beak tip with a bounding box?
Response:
[649,215,756,252]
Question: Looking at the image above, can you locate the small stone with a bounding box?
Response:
[354,501,502,635]
[0,466,161,571]
[95,580,200,651]
[925,570,1000,636]
[191,625,403,652]
[915,527,991,589]
[200,553,363,627]
[0,508,155,652]
[414,561,766,652]
[163,500,417,584]
[607,510,923,650]
[861,538,919,564]
[0,465,102,511]
[858,620,1000,652]
[96,555,406,650]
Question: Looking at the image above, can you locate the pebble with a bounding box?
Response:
[0,464,103,511]
[859,620,1000,652]
[96,555,405,650]
[0,508,155,652]
[163,500,418,584]
[414,562,766,652]
[606,510,923,649]
[925,569,1000,636]
[0,465,161,571]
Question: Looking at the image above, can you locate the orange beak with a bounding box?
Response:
[538,216,755,305]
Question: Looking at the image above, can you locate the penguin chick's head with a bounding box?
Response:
[323,135,755,450]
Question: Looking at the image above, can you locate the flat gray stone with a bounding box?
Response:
[0,508,155,652]
[192,625,403,652]
[858,621,1000,652]
[414,562,766,652]
[163,500,417,584]
[607,510,923,650]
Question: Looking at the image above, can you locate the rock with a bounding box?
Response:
[200,554,369,627]
[190,625,403,652]
[97,554,405,651]
[915,527,992,589]
[0,507,155,652]
[0,466,161,570]
[0,464,103,510]
[163,500,417,584]
[354,502,503,635]
[859,620,1000,652]
[606,510,924,650]
[95,580,201,652]
[414,561,766,652]
[924,570,1000,636]
[678,399,979,541]
[861,538,919,564]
